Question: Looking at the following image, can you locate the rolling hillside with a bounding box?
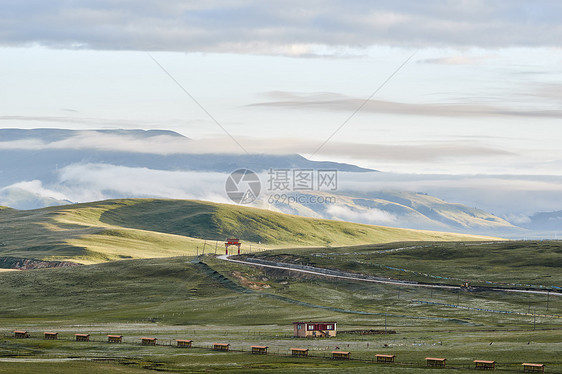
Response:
[268,191,518,234]
[0,198,499,266]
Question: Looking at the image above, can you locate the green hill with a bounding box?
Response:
[247,240,562,289]
[0,198,499,265]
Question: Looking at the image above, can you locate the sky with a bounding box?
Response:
[1,1,562,223]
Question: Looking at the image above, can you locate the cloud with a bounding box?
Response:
[56,163,562,218]
[1,1,562,53]
[0,129,513,162]
[418,55,494,65]
[0,166,236,208]
[326,204,397,224]
[529,83,562,103]
[179,137,514,163]
[503,214,531,225]
[56,163,232,203]
[336,172,562,216]
[301,141,513,162]
[0,131,194,155]
[2,163,561,231]
[0,180,68,201]
[250,91,562,118]
[0,115,196,129]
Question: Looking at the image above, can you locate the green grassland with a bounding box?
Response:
[0,199,497,265]
[245,240,562,289]
[0,246,560,373]
[0,199,558,373]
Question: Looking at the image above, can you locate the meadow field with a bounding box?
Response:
[0,239,560,373]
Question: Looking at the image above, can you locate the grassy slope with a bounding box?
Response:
[0,199,499,264]
[0,257,310,324]
[3,243,558,326]
[247,241,562,288]
[0,201,207,264]
[0,250,560,373]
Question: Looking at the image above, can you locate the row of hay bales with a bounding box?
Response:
[11,330,545,371]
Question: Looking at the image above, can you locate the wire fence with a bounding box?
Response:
[413,300,562,319]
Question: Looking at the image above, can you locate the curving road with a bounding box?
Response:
[218,255,560,297]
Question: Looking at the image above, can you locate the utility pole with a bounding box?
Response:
[215,241,218,254]
[202,240,206,254]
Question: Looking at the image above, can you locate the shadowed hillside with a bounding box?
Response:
[0,199,499,265]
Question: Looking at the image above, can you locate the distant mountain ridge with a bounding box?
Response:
[0,128,373,188]
[264,190,520,236]
[0,128,523,236]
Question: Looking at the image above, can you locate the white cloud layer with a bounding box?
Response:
[3,164,561,221]
[251,91,562,118]
[326,204,397,224]
[56,163,232,203]
[337,172,562,216]
[0,129,557,176]
[0,130,512,161]
[0,131,193,155]
[1,1,562,53]
[0,180,68,201]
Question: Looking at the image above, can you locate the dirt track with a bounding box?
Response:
[218,255,560,297]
